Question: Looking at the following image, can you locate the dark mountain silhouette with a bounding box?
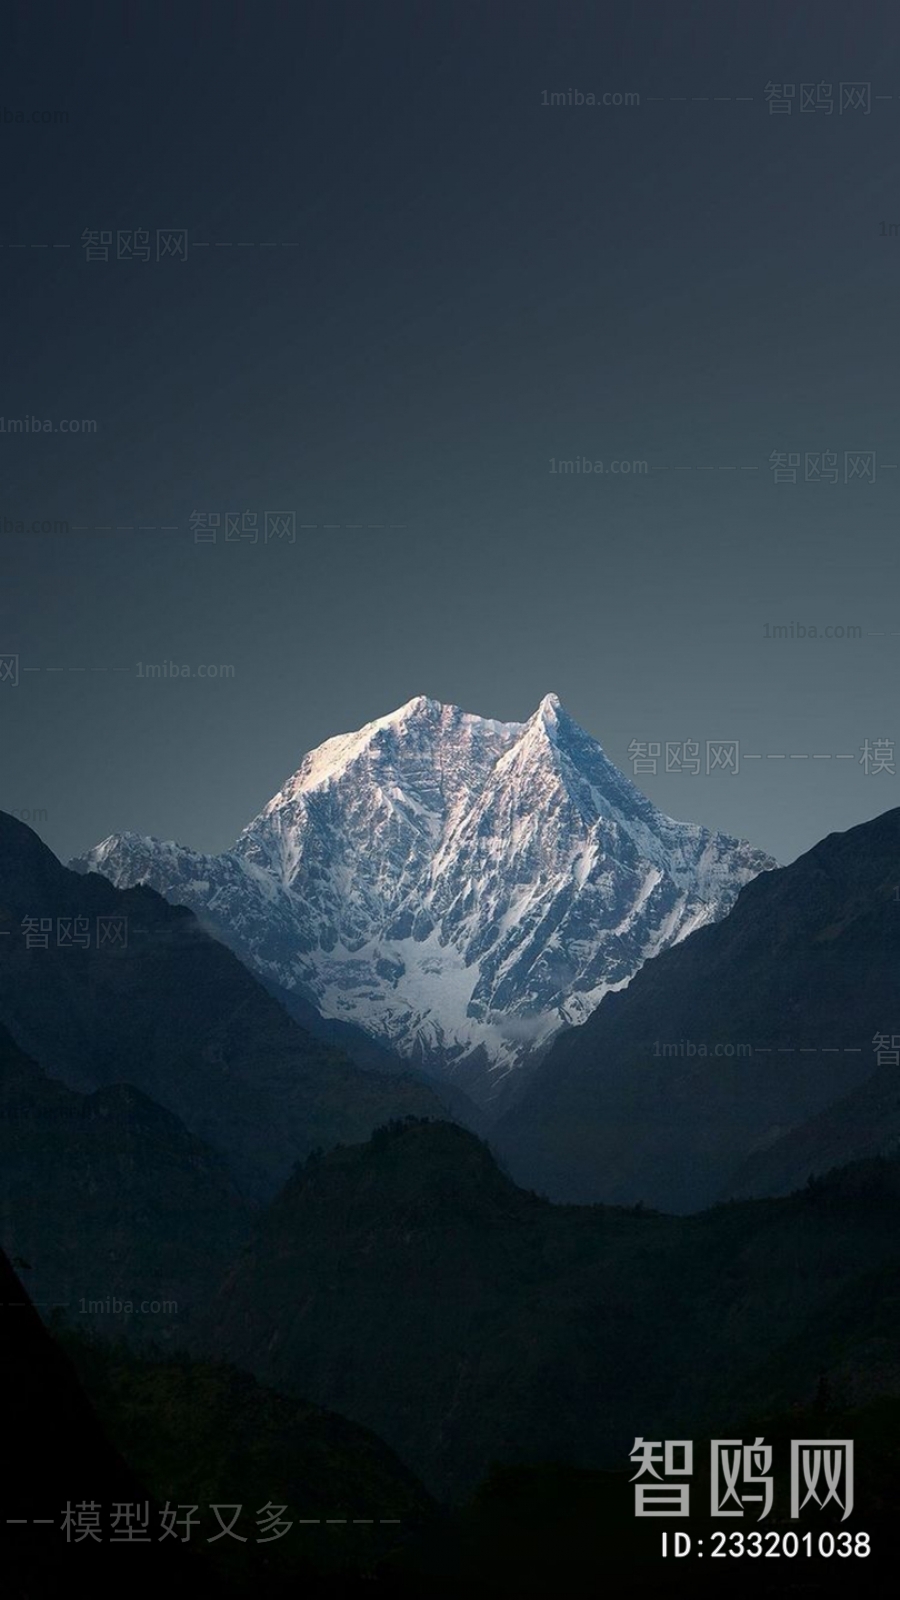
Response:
[62,1328,435,1595]
[1,1239,437,1596]
[0,1246,220,1597]
[5,1227,898,1599]
[0,1022,252,1336]
[493,807,900,1210]
[727,1064,900,1198]
[0,811,447,1197]
[261,970,488,1135]
[203,1117,900,1498]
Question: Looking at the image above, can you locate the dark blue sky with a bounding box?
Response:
[2,0,900,865]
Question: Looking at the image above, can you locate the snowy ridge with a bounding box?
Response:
[73,695,775,1099]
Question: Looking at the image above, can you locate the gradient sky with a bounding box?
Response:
[2,0,900,867]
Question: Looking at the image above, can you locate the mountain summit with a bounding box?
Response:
[74,696,774,1098]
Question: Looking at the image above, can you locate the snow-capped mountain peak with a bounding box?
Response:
[72,695,775,1101]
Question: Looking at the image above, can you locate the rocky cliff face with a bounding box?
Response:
[75,694,774,1097]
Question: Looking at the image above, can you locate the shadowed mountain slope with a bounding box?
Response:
[494,807,900,1209]
[0,811,447,1197]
